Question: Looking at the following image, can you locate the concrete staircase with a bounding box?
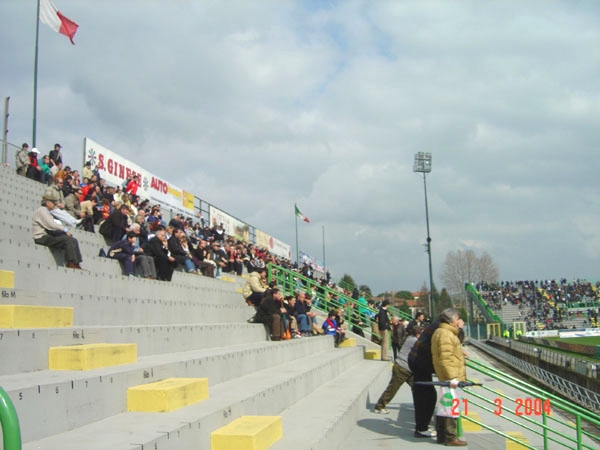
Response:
[0,164,390,450]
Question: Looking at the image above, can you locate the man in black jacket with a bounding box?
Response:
[107,232,137,277]
[142,228,176,281]
[378,299,391,361]
[255,288,285,341]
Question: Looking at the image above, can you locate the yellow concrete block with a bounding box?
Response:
[220,276,236,283]
[506,431,529,450]
[128,378,209,412]
[337,338,356,348]
[49,343,137,370]
[364,349,381,360]
[462,412,482,432]
[211,416,282,450]
[0,305,73,328]
[0,270,14,289]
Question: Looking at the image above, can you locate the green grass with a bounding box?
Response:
[544,336,600,346]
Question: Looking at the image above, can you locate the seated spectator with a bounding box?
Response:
[168,213,185,231]
[142,228,176,281]
[255,288,286,341]
[208,241,228,278]
[305,294,323,335]
[82,161,94,180]
[242,267,268,308]
[43,178,80,228]
[294,291,311,336]
[49,161,61,179]
[227,243,244,276]
[53,165,71,184]
[191,239,216,278]
[15,143,30,176]
[125,174,141,199]
[65,187,96,233]
[32,190,83,269]
[168,228,196,273]
[282,295,302,338]
[245,246,265,273]
[107,231,137,277]
[321,309,346,346]
[128,223,156,279]
[39,155,52,185]
[26,148,41,181]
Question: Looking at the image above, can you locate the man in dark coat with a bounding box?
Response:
[107,204,130,243]
[255,288,285,341]
[378,299,391,361]
[107,232,137,276]
[142,228,176,281]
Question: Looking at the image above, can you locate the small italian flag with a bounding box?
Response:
[295,204,310,223]
[39,0,79,45]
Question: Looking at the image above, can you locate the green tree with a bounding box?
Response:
[394,290,414,300]
[339,274,356,292]
[458,307,468,322]
[398,301,411,315]
[437,288,453,312]
[358,284,372,298]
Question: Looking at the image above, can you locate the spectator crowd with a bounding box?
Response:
[476,280,600,330]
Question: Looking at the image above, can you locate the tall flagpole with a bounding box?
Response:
[295,207,299,267]
[33,0,42,147]
[322,225,326,269]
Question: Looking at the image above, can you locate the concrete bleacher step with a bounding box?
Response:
[0,322,267,375]
[18,340,365,449]
[211,416,282,450]
[128,377,209,412]
[2,337,337,443]
[49,342,138,370]
[0,283,250,325]
[0,304,73,328]
[269,358,390,450]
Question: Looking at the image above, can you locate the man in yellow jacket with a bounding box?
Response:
[431,308,467,447]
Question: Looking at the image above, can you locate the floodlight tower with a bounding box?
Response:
[413,152,434,317]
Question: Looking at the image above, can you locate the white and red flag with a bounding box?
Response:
[39,0,79,44]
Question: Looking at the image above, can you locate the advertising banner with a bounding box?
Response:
[209,205,250,243]
[256,229,292,260]
[84,137,194,216]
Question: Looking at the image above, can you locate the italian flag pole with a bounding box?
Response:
[294,204,310,267]
[32,0,79,146]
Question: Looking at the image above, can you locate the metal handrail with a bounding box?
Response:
[0,385,22,450]
[458,355,600,449]
[268,263,412,340]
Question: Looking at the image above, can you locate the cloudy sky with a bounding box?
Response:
[2,0,599,294]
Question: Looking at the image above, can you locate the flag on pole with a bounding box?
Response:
[39,0,79,45]
[295,204,310,223]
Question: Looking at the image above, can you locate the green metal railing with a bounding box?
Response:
[268,263,412,341]
[0,385,22,450]
[465,283,504,324]
[457,358,600,449]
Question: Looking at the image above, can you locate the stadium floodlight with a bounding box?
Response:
[413,152,434,317]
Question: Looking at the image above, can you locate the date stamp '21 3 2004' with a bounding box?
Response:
[450,398,551,417]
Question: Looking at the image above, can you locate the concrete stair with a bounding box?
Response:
[0,164,391,450]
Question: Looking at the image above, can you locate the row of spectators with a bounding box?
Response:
[476,280,600,330]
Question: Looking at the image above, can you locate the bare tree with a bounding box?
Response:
[440,249,499,298]
[476,251,499,285]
